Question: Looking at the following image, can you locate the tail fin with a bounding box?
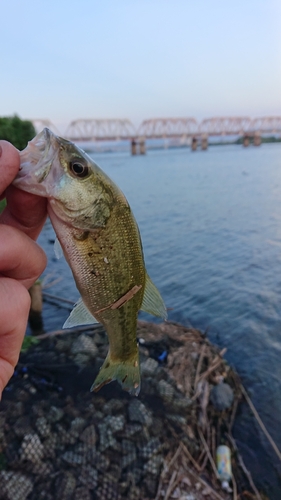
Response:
[91,350,140,396]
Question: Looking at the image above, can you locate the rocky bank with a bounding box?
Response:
[0,321,266,500]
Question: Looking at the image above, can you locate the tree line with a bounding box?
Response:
[0,115,35,150]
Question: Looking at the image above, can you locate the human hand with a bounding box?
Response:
[0,141,48,398]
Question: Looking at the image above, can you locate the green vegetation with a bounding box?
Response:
[0,453,6,471]
[21,336,40,353]
[259,136,281,143]
[0,115,35,150]
[235,135,281,145]
[0,199,6,213]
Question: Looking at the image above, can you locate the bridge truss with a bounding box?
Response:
[65,119,136,141]
[251,116,281,134]
[31,116,281,142]
[31,119,60,135]
[199,117,252,136]
[137,118,198,138]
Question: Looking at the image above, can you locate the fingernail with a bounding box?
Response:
[0,145,2,158]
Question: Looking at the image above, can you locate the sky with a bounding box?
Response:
[1,0,281,133]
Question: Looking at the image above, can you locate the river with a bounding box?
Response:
[36,143,281,498]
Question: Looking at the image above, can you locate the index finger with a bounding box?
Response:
[0,141,20,193]
[0,140,48,240]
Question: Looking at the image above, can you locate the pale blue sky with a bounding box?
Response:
[1,0,281,132]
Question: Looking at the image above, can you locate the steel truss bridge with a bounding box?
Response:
[31,117,281,142]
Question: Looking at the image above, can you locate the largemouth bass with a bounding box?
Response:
[14,128,167,395]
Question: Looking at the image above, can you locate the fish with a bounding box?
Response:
[14,128,167,395]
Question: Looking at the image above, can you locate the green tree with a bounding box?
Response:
[0,115,36,150]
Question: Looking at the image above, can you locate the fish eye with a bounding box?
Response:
[69,161,90,178]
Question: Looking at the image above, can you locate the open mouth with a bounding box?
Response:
[19,128,52,170]
[13,128,56,196]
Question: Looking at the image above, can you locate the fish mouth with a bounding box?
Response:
[14,128,58,196]
[20,128,52,167]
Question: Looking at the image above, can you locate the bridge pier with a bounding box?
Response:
[131,138,146,155]
[243,135,250,147]
[201,135,208,150]
[139,139,146,154]
[191,136,197,151]
[131,139,137,155]
[254,133,261,146]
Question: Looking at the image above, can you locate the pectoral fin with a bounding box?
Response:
[140,273,167,319]
[63,298,99,328]
[54,237,63,259]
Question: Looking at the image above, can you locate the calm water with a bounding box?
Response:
[38,143,281,497]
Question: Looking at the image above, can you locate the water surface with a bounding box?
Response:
[38,143,281,497]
